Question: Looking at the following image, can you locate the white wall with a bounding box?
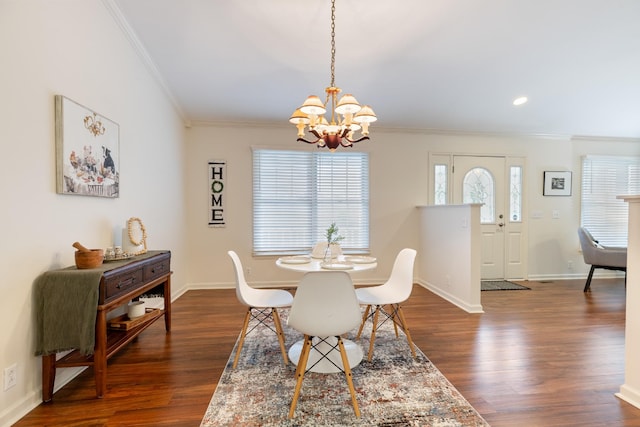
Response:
[184,125,427,288]
[185,127,639,288]
[0,1,187,424]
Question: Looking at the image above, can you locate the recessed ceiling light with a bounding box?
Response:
[513,96,528,106]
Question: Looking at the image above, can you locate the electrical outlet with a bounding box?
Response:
[4,363,17,391]
[246,267,252,277]
[568,260,573,270]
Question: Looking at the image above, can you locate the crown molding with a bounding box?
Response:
[571,135,640,143]
[101,0,188,124]
[189,119,640,142]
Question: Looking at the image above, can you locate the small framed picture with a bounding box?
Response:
[543,171,572,196]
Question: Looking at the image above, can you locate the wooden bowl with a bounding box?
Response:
[75,249,104,269]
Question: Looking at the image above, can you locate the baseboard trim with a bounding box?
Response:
[617,384,640,410]
[527,271,626,281]
[415,279,484,314]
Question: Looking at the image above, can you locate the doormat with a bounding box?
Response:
[481,280,530,291]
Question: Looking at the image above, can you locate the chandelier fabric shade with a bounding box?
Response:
[289,0,377,151]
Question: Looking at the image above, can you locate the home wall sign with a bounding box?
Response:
[208,160,226,227]
[55,95,119,198]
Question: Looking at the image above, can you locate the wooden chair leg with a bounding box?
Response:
[367,306,381,361]
[396,304,416,358]
[584,265,596,292]
[272,308,289,366]
[289,335,312,419]
[232,309,251,368]
[390,305,400,337]
[337,337,361,417]
[356,305,371,339]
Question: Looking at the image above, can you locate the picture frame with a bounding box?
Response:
[543,171,572,196]
[55,95,119,198]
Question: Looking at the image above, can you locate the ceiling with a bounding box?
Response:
[111,0,640,139]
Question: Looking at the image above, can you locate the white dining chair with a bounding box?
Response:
[228,250,293,369]
[287,271,362,418]
[355,248,417,361]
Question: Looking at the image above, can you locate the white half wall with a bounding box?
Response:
[417,204,483,313]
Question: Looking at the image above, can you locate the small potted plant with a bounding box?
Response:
[324,222,344,261]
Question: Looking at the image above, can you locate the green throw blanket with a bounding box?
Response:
[34,267,103,356]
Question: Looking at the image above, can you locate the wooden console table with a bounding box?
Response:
[36,250,171,401]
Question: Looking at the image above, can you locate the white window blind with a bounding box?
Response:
[253,149,369,255]
[581,155,640,246]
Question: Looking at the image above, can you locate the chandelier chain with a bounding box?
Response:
[330,0,336,88]
[290,0,376,150]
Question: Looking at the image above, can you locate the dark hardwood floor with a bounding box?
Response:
[14,278,640,426]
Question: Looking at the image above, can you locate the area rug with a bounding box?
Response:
[201,310,490,426]
[481,280,530,291]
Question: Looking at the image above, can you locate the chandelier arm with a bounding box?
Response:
[297,137,322,145]
[340,140,354,148]
[343,135,371,144]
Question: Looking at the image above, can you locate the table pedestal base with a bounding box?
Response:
[288,337,363,373]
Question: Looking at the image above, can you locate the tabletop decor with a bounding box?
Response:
[324,222,344,261]
[72,241,104,269]
[126,217,148,255]
[278,255,312,265]
[319,261,354,270]
[344,255,377,264]
[201,310,490,426]
[276,256,375,273]
[55,95,119,198]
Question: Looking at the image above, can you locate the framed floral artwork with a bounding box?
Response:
[55,95,119,197]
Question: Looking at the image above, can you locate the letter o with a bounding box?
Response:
[211,180,224,193]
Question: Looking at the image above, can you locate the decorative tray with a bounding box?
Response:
[104,253,135,262]
[344,256,377,264]
[279,255,312,264]
[320,261,354,270]
[108,308,161,330]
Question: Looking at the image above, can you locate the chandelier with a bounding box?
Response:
[289,0,377,151]
[84,112,105,137]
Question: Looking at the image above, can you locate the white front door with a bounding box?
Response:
[452,156,506,280]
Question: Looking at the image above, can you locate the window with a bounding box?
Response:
[462,167,495,223]
[509,166,522,222]
[253,149,369,255]
[434,164,447,205]
[581,155,640,246]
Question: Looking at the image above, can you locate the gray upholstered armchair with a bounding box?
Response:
[577,227,627,292]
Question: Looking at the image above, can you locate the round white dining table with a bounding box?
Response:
[276,254,377,373]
